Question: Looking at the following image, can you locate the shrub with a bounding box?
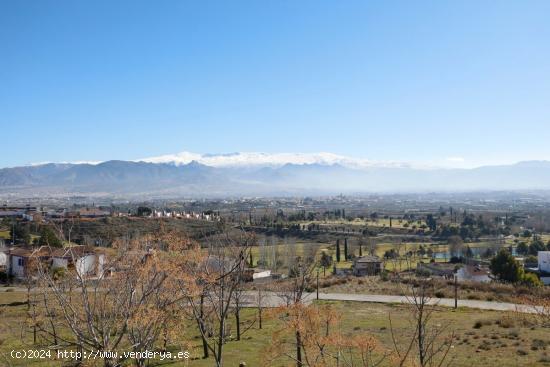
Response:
[496,317,515,329]
[473,320,491,329]
[520,272,543,288]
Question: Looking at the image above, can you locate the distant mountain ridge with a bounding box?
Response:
[138,151,410,169]
[2,158,550,198]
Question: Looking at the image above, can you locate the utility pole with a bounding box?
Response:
[454,273,458,309]
[316,269,319,300]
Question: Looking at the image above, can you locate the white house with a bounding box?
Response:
[8,247,52,279]
[252,269,271,280]
[51,246,105,278]
[538,251,550,274]
[0,246,8,273]
[456,265,491,283]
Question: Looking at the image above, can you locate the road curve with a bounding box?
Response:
[0,287,542,314]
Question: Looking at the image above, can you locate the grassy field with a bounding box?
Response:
[250,239,451,273]
[318,274,550,304]
[298,218,427,230]
[0,229,10,240]
[1,291,549,366]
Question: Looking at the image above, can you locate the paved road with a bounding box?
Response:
[1,287,542,314]
[243,291,543,314]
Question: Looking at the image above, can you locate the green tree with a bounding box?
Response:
[335,239,341,262]
[137,206,152,217]
[10,223,31,244]
[528,239,546,256]
[426,214,437,231]
[38,226,63,248]
[490,249,522,283]
[344,238,348,260]
[516,241,529,255]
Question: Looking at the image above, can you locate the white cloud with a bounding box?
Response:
[446,157,466,163]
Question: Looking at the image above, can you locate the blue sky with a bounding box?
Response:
[1,0,549,168]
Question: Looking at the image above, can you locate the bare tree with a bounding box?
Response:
[179,230,252,367]
[390,279,455,367]
[447,236,463,258]
[35,232,190,367]
[276,254,317,367]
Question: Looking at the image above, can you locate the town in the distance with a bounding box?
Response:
[1,192,550,366]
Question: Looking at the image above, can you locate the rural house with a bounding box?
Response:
[9,246,52,279]
[352,255,383,276]
[51,246,106,278]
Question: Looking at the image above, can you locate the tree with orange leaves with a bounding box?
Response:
[35,230,197,367]
[265,303,388,367]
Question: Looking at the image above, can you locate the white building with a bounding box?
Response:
[538,251,550,273]
[51,246,106,278]
[456,265,491,283]
[0,247,8,273]
[8,247,52,279]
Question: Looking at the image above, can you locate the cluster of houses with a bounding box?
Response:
[0,204,223,224]
[0,205,112,222]
[0,245,105,280]
[144,210,220,221]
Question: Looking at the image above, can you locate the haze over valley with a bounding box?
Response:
[1,152,550,198]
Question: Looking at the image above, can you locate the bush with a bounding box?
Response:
[496,317,515,329]
[415,268,431,277]
[51,267,67,280]
[0,271,12,283]
[520,272,543,288]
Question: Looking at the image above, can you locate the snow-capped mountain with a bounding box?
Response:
[3,155,550,198]
[138,151,410,169]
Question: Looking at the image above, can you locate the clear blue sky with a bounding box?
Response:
[1,0,549,168]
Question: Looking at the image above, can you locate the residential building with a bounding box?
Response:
[352,255,383,276]
[538,251,550,274]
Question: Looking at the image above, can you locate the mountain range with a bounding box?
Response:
[2,152,550,198]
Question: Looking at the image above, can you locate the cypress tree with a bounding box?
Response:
[336,239,341,262]
[344,238,348,260]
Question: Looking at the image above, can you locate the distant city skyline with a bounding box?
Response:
[1,1,550,168]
